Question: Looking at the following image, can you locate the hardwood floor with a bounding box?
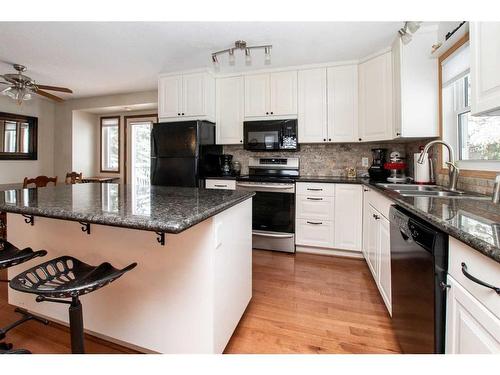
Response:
[0,250,400,354]
[224,250,401,354]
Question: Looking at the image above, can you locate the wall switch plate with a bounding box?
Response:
[362,157,369,168]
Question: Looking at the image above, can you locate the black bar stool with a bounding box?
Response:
[0,239,48,353]
[9,256,137,354]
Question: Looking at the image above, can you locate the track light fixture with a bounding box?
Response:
[398,21,422,45]
[211,40,272,67]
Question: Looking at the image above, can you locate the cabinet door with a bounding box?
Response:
[270,71,298,116]
[471,22,500,116]
[327,65,358,142]
[378,215,392,315]
[334,184,362,251]
[182,73,206,117]
[446,276,500,353]
[216,76,244,145]
[158,75,182,118]
[298,68,328,143]
[365,204,380,279]
[358,51,393,141]
[244,74,270,117]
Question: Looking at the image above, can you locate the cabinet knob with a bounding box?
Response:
[328,138,331,141]
[177,113,180,116]
[396,132,401,136]
[358,138,362,141]
[240,140,243,143]
[182,113,185,116]
[266,112,269,115]
[323,138,326,142]
[270,111,274,115]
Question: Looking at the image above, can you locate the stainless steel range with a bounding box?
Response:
[236,157,299,253]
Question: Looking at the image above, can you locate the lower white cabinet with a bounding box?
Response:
[205,179,236,190]
[446,276,500,353]
[362,187,392,315]
[295,182,362,255]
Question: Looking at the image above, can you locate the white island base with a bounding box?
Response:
[7,199,252,354]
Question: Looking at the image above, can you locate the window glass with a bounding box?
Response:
[101,117,120,172]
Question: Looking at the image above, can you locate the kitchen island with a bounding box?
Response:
[0,183,254,353]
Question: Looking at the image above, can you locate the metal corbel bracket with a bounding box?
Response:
[79,222,91,235]
[22,214,34,226]
[156,232,166,246]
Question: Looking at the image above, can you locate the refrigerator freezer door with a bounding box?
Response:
[152,122,198,158]
[151,157,198,187]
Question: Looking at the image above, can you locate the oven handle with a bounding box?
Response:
[236,183,294,190]
[253,232,295,239]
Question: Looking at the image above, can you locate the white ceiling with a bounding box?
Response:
[0,22,403,99]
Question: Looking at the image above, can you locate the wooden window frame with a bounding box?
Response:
[438,33,498,179]
[0,111,38,160]
[100,116,121,174]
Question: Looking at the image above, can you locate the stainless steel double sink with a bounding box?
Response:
[376,183,491,200]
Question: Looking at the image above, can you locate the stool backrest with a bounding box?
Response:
[23,176,58,189]
[65,172,83,185]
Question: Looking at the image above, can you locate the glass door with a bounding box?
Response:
[125,115,157,186]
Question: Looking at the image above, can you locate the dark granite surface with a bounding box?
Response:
[0,183,254,234]
[295,176,500,263]
[205,176,238,180]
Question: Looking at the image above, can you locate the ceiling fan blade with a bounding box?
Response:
[35,89,64,102]
[36,84,73,93]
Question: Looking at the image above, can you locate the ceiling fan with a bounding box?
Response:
[0,64,73,104]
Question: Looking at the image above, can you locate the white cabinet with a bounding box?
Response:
[327,65,358,142]
[358,51,393,142]
[296,219,335,249]
[392,27,439,138]
[216,76,244,145]
[470,22,500,116]
[362,187,393,315]
[244,71,297,118]
[298,68,328,143]
[205,179,236,190]
[158,72,215,122]
[333,184,362,251]
[446,276,500,353]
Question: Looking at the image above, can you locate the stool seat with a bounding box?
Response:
[9,256,137,299]
[0,239,47,270]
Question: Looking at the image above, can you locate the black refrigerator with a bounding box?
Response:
[151,121,222,187]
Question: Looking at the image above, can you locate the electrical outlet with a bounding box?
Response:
[362,157,369,168]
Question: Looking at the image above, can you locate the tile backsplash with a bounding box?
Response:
[224,140,432,177]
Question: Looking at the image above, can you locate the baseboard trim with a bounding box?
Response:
[295,246,364,259]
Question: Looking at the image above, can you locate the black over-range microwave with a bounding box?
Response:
[243,119,298,151]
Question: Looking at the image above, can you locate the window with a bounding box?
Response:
[441,41,500,173]
[100,117,120,172]
[0,112,37,160]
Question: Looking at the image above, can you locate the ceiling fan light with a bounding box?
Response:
[228,49,235,65]
[245,48,251,65]
[264,46,272,65]
[406,21,422,34]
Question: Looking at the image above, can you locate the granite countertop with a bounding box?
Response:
[297,176,367,184]
[0,183,254,234]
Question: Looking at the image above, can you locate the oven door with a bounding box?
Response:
[237,182,296,252]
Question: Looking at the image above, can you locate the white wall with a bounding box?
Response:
[72,110,98,177]
[0,96,56,184]
[54,90,157,179]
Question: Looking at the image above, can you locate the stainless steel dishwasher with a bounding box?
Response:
[390,205,448,353]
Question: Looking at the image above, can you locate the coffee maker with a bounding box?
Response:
[219,154,233,176]
[368,148,390,182]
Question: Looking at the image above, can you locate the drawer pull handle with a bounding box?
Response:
[307,188,323,191]
[214,184,228,188]
[307,221,323,225]
[306,197,323,201]
[461,262,500,295]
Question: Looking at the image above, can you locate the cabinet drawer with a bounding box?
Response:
[449,237,500,319]
[296,182,335,197]
[205,179,236,190]
[296,219,334,248]
[296,195,334,221]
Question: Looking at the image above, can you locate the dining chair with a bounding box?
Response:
[22,176,58,189]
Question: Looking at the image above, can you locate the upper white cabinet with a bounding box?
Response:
[244,71,297,118]
[216,76,244,145]
[298,68,328,143]
[470,22,500,116]
[327,65,359,142]
[158,72,215,122]
[358,51,393,142]
[298,65,358,143]
[392,27,439,138]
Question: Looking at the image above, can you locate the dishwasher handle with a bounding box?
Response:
[461,262,500,295]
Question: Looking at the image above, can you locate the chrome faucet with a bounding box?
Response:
[418,140,460,191]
